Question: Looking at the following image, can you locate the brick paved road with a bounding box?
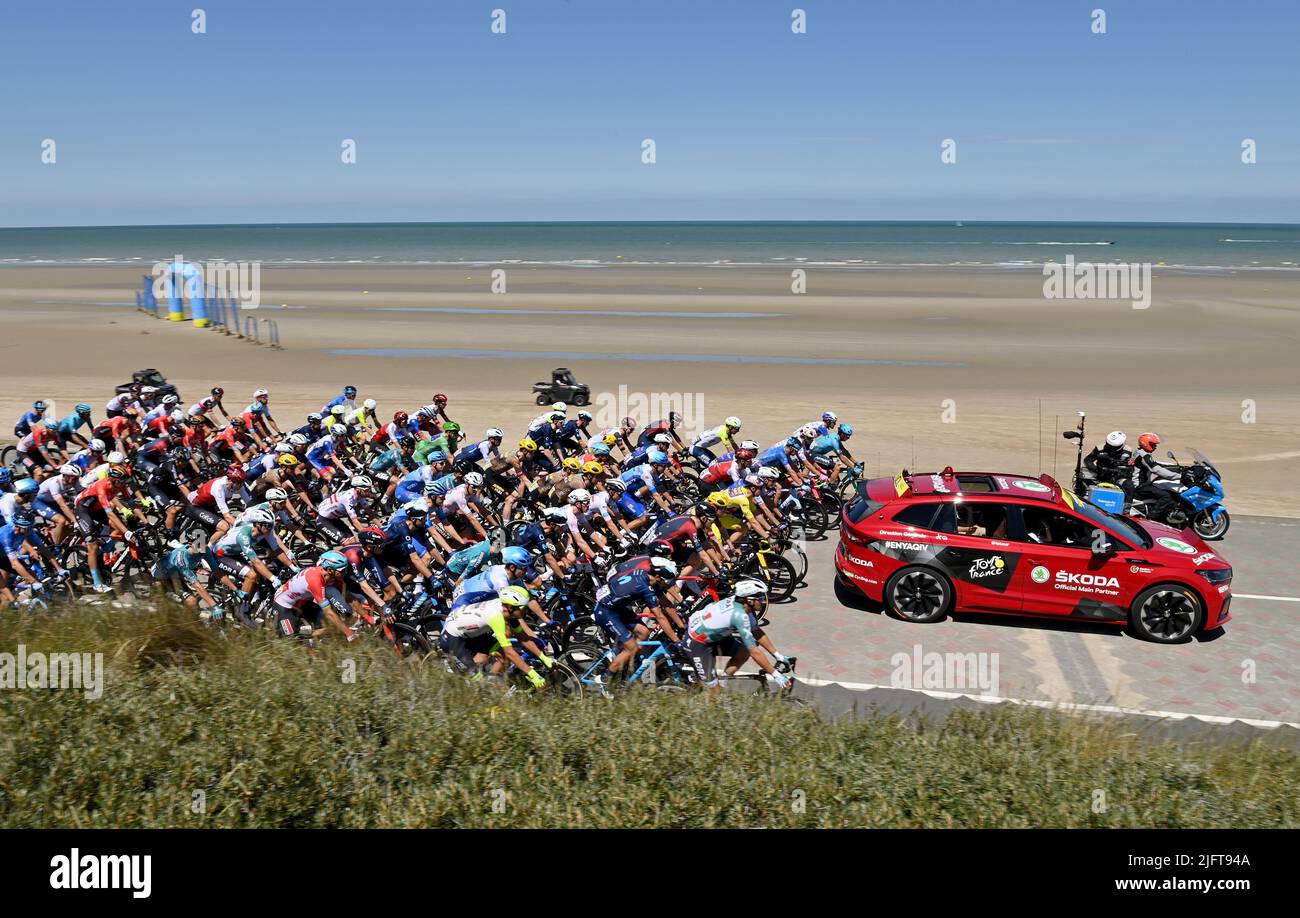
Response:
[766,516,1300,724]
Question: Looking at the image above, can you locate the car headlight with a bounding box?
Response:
[1196,568,1232,584]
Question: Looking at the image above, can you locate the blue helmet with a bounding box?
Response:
[0,469,12,486]
[427,450,447,463]
[75,403,92,414]
[591,442,611,456]
[12,511,35,528]
[838,423,854,439]
[319,550,348,571]
[647,450,668,466]
[501,546,533,568]
[785,437,801,451]
[15,478,38,496]
[343,386,357,398]
[33,400,47,411]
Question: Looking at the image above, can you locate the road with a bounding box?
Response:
[767,516,1300,731]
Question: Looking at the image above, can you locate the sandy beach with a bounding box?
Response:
[2,264,1296,515]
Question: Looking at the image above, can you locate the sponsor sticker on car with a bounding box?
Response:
[1030,565,1050,584]
[1009,479,1051,493]
[968,556,1006,579]
[1157,536,1197,554]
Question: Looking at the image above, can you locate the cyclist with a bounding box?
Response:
[439,584,549,689]
[14,424,62,479]
[152,538,222,615]
[637,411,686,450]
[678,580,791,694]
[14,400,48,438]
[594,557,681,682]
[73,466,135,592]
[454,427,505,469]
[322,385,359,417]
[650,502,726,577]
[272,551,356,641]
[1,511,67,600]
[52,403,95,450]
[316,475,375,542]
[441,471,492,541]
[207,508,295,619]
[185,464,247,538]
[34,463,83,544]
[690,416,742,466]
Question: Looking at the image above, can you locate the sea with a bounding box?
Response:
[1,222,1297,272]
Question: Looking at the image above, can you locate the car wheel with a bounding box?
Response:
[536,394,549,406]
[1129,584,1203,644]
[574,392,589,407]
[883,566,952,624]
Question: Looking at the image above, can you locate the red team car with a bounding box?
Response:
[834,468,1233,643]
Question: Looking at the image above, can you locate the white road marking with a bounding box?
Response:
[1235,593,1300,603]
[796,677,1300,730]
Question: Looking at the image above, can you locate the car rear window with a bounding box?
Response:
[845,495,885,524]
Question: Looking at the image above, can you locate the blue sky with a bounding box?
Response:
[2,0,1297,226]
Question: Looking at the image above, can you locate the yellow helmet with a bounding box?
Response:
[518,437,538,452]
[706,491,730,508]
[562,457,583,471]
[277,454,300,468]
[582,461,604,475]
[602,432,618,446]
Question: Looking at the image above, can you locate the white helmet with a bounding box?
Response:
[89,438,107,451]
[724,416,742,430]
[331,405,346,416]
[288,433,309,446]
[60,463,80,477]
[739,439,759,452]
[141,386,158,395]
[162,394,179,405]
[604,477,626,492]
[485,427,504,439]
[350,475,373,490]
[734,579,768,599]
[653,433,671,445]
[542,507,568,522]
[363,398,377,410]
[649,557,678,578]
[799,424,819,439]
[1106,431,1127,448]
[757,466,780,480]
[464,471,485,487]
[568,488,591,504]
[577,410,593,421]
[552,402,567,413]
[250,508,275,526]
[107,451,126,465]
[274,442,294,454]
[253,388,269,398]
[264,488,289,502]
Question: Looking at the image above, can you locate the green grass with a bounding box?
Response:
[1,604,1296,827]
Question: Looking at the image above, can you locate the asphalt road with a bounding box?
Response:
[767,516,1300,730]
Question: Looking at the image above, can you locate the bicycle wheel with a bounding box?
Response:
[784,545,809,584]
[796,500,828,540]
[543,661,583,697]
[755,554,798,604]
[389,622,437,661]
[0,445,18,471]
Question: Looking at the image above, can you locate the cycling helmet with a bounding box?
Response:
[562,457,583,472]
[486,427,504,439]
[277,454,300,468]
[785,437,801,451]
[502,546,533,568]
[548,411,565,423]
[647,450,667,466]
[162,394,179,406]
[838,423,853,439]
[432,393,448,405]
[230,416,246,427]
[552,402,567,413]
[265,488,289,502]
[518,437,538,452]
[274,442,294,454]
[694,500,717,517]
[799,424,818,439]
[12,511,35,528]
[362,398,377,411]
[426,450,447,464]
[1105,431,1127,448]
[350,475,373,490]
[822,411,838,425]
[332,424,350,437]
[75,403,92,414]
[604,478,626,493]
[226,465,247,483]
[107,467,129,481]
[249,508,275,526]
[211,387,226,399]
[330,405,346,417]
[577,410,593,421]
[60,463,80,477]
[320,550,348,570]
[442,422,461,434]
[1138,432,1161,453]
[735,579,768,599]
[706,492,729,509]
[358,527,385,547]
[464,472,484,488]
[15,478,39,496]
[649,434,670,448]
[174,447,192,462]
[739,439,759,452]
[581,461,604,475]
[735,449,755,461]
[724,416,742,430]
[343,386,357,398]
[0,469,11,486]
[499,585,531,608]
[757,466,780,480]
[649,557,678,578]
[89,438,107,452]
[141,387,158,396]
[393,410,409,424]
[306,413,323,424]
[591,443,611,456]
[648,540,673,559]
[107,451,126,465]
[404,505,428,520]
[418,406,437,420]
[542,507,569,523]
[568,488,591,504]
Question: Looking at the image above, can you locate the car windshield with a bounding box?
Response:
[1064,490,1152,548]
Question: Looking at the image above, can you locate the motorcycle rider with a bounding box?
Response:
[1131,432,1181,518]
[1084,430,1134,495]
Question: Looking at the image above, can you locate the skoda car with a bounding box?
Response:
[834,468,1232,643]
